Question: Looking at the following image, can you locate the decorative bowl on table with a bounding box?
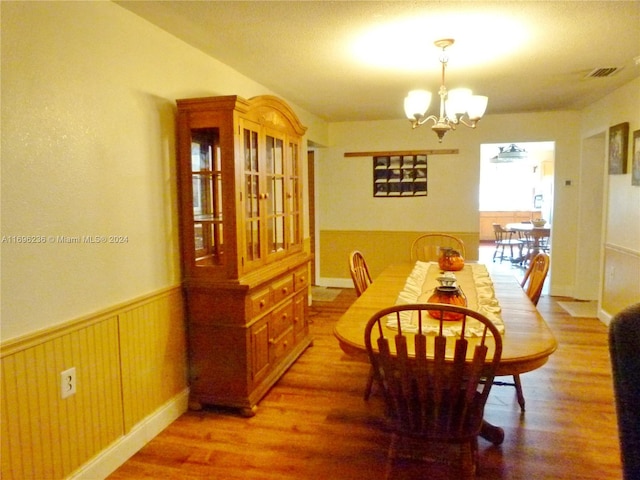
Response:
[532,219,546,227]
[427,285,467,320]
[437,247,465,271]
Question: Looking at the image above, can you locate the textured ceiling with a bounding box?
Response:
[117,1,640,122]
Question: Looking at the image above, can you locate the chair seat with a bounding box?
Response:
[496,239,523,247]
[392,390,485,440]
[496,239,522,244]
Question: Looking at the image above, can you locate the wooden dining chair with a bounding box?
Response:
[521,252,550,307]
[365,303,502,479]
[493,252,550,412]
[348,250,375,399]
[410,233,466,262]
[349,250,372,297]
[491,223,523,263]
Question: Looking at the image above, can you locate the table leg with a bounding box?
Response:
[480,420,504,445]
[531,238,541,257]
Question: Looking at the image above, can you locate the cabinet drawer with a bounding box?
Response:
[270,301,294,340]
[269,327,294,365]
[250,288,272,317]
[294,265,309,292]
[272,275,294,304]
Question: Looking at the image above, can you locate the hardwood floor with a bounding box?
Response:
[109,259,621,479]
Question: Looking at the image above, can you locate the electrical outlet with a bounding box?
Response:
[60,367,76,399]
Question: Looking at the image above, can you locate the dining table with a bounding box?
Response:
[505,222,551,263]
[333,261,557,445]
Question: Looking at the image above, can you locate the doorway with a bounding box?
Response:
[479,142,555,283]
[479,142,555,224]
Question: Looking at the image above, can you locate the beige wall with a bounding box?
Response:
[320,230,480,283]
[581,78,640,250]
[314,111,583,297]
[0,1,325,342]
[580,78,640,319]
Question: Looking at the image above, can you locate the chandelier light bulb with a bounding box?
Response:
[467,95,489,120]
[445,88,472,117]
[404,90,432,120]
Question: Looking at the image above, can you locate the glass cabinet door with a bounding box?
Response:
[265,134,286,255]
[287,140,301,247]
[243,124,262,264]
[191,128,223,265]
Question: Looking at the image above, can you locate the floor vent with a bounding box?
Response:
[586,67,622,78]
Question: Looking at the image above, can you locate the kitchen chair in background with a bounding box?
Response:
[410,233,466,262]
[348,250,375,399]
[365,303,502,479]
[492,251,550,412]
[538,233,551,254]
[609,302,640,480]
[492,223,523,263]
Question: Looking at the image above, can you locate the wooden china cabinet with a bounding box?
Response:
[175,95,312,416]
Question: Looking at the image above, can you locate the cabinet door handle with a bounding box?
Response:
[259,300,266,308]
[281,313,288,320]
[269,338,275,345]
[282,287,288,295]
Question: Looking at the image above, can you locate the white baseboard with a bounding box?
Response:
[68,388,189,480]
[598,309,613,326]
[316,277,353,288]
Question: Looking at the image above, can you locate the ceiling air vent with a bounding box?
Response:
[586,67,622,78]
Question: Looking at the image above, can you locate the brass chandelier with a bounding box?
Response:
[404,39,488,142]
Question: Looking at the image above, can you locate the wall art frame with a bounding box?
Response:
[632,129,640,186]
[608,122,629,174]
[373,154,427,197]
